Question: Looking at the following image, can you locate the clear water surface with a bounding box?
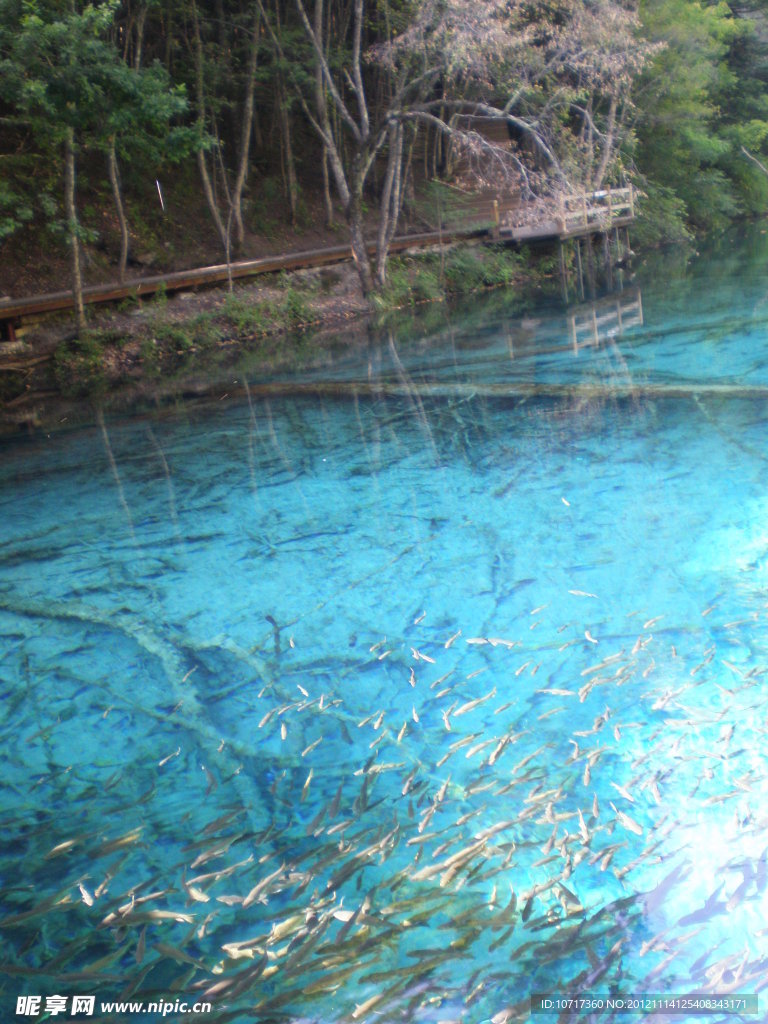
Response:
[2,230,768,1023]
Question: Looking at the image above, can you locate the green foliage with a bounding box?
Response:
[635,0,768,239]
[373,259,418,309]
[410,263,442,303]
[632,181,694,248]
[0,176,33,242]
[139,337,162,377]
[221,293,266,334]
[443,246,524,293]
[0,0,188,265]
[278,288,312,327]
[374,245,526,309]
[149,310,220,351]
[152,320,194,351]
[249,178,282,238]
[53,333,107,396]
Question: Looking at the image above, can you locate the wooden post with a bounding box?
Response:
[492,199,500,240]
[603,231,612,291]
[582,193,588,228]
[585,235,596,298]
[575,238,585,301]
[559,239,568,303]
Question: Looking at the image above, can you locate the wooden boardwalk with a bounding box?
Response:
[504,187,634,241]
[0,187,635,332]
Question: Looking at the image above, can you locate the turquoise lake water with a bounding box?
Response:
[2,233,768,1023]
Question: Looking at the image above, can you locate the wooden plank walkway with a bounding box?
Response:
[0,187,635,328]
[502,187,635,241]
[0,228,488,326]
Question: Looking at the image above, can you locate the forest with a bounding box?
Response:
[1,0,768,311]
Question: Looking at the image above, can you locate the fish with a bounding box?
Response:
[45,838,81,859]
[610,781,635,803]
[242,863,286,909]
[453,686,497,718]
[609,802,643,836]
[182,874,210,904]
[465,737,497,759]
[135,925,146,964]
[90,828,145,859]
[411,647,435,663]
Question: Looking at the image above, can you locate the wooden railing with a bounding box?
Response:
[0,187,637,331]
[559,187,635,235]
[422,186,636,240]
[503,186,636,241]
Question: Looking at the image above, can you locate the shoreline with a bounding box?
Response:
[0,240,560,435]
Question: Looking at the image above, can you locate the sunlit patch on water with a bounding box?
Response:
[2,248,768,1022]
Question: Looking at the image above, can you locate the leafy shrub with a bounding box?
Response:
[53,333,107,396]
[280,288,311,326]
[222,293,265,334]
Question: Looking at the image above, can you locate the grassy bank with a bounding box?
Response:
[0,240,560,430]
[51,243,555,392]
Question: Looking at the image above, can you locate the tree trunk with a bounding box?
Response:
[108,140,130,282]
[348,159,373,296]
[314,0,334,227]
[321,147,334,227]
[375,123,403,287]
[230,7,260,251]
[279,88,299,227]
[134,3,147,70]
[191,0,228,253]
[593,96,618,190]
[197,151,228,252]
[64,127,86,332]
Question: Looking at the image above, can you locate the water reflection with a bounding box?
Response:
[568,289,644,354]
[1,265,767,1024]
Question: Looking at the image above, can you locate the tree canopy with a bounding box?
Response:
[1,0,768,299]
